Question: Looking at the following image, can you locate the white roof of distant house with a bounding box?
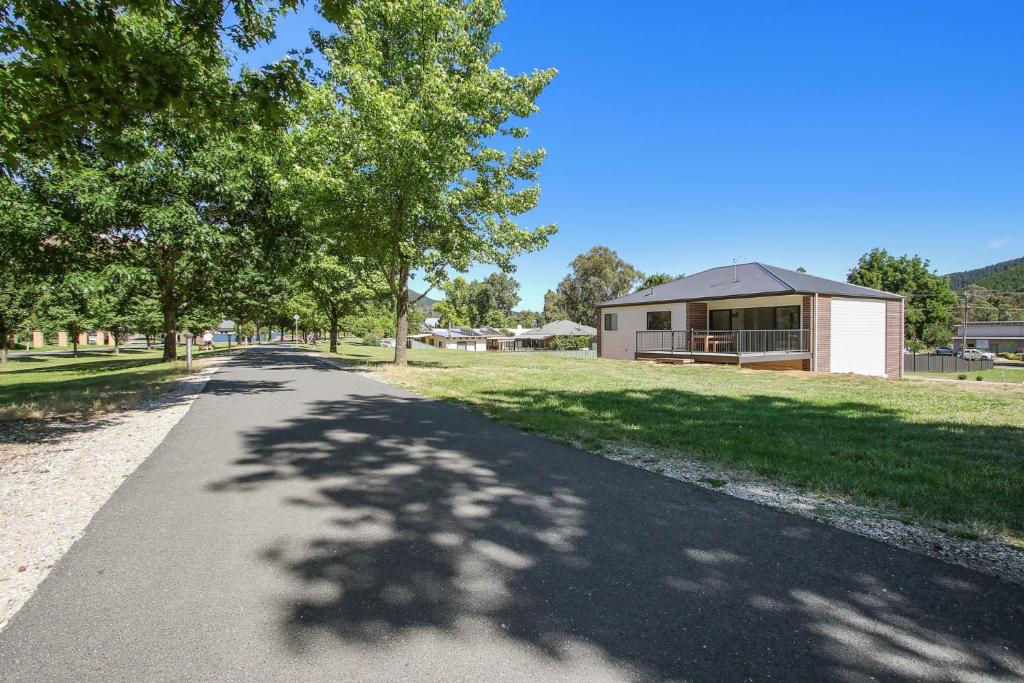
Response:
[425,325,485,337]
[517,320,597,340]
[601,262,901,307]
[423,317,441,328]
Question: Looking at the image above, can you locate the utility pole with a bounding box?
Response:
[961,293,969,356]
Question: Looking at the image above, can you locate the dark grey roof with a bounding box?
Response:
[601,263,902,307]
[518,320,597,339]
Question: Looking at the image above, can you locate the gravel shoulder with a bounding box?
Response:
[0,356,227,630]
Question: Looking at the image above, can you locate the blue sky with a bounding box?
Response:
[237,1,1023,310]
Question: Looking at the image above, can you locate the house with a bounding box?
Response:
[953,321,1024,354]
[425,327,491,351]
[491,320,597,351]
[596,262,904,378]
[420,317,441,332]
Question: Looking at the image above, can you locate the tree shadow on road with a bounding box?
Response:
[209,387,1024,680]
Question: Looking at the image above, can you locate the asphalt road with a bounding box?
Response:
[1,346,1021,680]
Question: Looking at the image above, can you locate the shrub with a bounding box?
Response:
[976,375,984,381]
[362,333,380,347]
[957,374,967,380]
[551,335,593,350]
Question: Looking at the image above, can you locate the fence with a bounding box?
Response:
[530,348,596,359]
[903,353,994,373]
[636,329,810,355]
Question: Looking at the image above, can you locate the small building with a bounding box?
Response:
[953,321,1024,354]
[596,262,904,378]
[425,327,490,351]
[420,317,441,332]
[491,320,597,351]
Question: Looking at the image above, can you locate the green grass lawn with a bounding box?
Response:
[0,344,228,420]
[908,368,1024,383]
[321,341,1024,547]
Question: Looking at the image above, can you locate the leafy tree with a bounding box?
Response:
[306,0,557,365]
[43,272,100,357]
[542,289,565,323]
[468,272,520,326]
[0,267,36,362]
[296,245,386,353]
[93,265,155,353]
[553,246,643,326]
[848,248,956,346]
[435,277,474,328]
[0,0,313,174]
[637,273,682,291]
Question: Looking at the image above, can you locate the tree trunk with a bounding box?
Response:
[159,272,177,362]
[393,260,410,366]
[329,310,339,354]
[144,333,150,349]
[0,326,8,364]
[72,334,79,358]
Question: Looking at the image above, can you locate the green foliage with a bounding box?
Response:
[637,273,682,291]
[41,272,100,355]
[848,248,956,346]
[550,335,592,350]
[947,256,1024,291]
[361,333,380,347]
[435,277,474,327]
[0,0,313,173]
[300,0,557,364]
[552,246,644,325]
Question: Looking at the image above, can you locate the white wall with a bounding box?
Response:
[426,336,487,351]
[830,298,886,376]
[599,303,687,359]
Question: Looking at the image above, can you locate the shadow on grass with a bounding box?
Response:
[208,386,1024,679]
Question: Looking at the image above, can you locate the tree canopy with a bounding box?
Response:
[848,248,956,346]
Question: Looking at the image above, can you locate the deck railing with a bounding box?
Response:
[636,329,810,355]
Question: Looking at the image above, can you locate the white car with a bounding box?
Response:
[960,348,994,361]
[378,338,396,348]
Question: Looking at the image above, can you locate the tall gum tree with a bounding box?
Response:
[306,0,557,365]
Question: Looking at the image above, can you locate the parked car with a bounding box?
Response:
[933,347,954,356]
[959,348,994,361]
[378,338,396,348]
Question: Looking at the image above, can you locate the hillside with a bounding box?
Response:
[409,289,439,313]
[946,256,1024,291]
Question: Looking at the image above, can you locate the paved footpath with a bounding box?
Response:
[1,346,1021,680]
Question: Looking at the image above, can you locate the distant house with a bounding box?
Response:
[953,321,1024,354]
[491,320,597,351]
[420,317,441,332]
[596,262,904,378]
[425,327,491,351]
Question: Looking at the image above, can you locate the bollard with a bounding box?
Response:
[186,335,193,372]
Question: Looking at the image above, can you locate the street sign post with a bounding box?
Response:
[293,314,300,343]
[216,320,236,353]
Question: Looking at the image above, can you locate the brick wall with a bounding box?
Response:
[595,309,602,357]
[686,302,707,331]
[885,299,903,379]
[802,295,831,372]
[816,296,831,372]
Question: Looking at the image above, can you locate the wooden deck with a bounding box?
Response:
[635,350,812,366]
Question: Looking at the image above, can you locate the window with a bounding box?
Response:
[604,313,618,331]
[646,311,671,330]
[708,304,801,330]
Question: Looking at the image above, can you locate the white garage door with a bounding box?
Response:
[830,298,886,376]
